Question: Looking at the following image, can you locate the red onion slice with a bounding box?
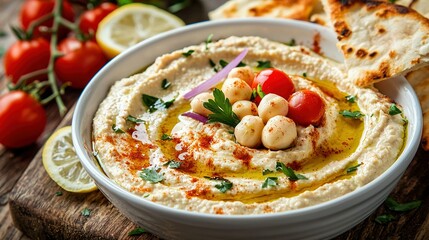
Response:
[183,48,249,100]
[182,112,208,123]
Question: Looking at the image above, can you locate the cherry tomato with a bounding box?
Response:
[19,0,75,40]
[252,68,295,104]
[4,37,51,84]
[79,3,117,36]
[54,37,108,89]
[287,90,325,126]
[0,91,46,148]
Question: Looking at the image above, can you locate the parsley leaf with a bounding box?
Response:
[164,160,181,169]
[346,163,361,174]
[142,94,175,113]
[161,79,171,89]
[215,180,233,193]
[161,133,172,140]
[262,177,278,188]
[262,169,274,175]
[276,162,308,181]
[81,208,91,217]
[205,34,213,50]
[205,176,233,193]
[385,197,421,212]
[256,84,266,98]
[388,104,402,115]
[128,227,147,236]
[182,50,194,57]
[203,89,240,127]
[375,214,396,224]
[117,0,133,6]
[55,191,63,196]
[345,95,357,103]
[339,110,364,119]
[285,38,296,46]
[256,60,271,69]
[140,168,164,183]
[126,115,144,124]
[112,124,125,133]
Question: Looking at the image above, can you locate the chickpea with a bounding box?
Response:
[262,116,297,150]
[227,66,255,86]
[232,100,258,120]
[221,77,253,104]
[258,93,289,123]
[234,115,264,148]
[190,92,213,117]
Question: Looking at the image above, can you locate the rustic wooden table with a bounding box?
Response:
[0,1,428,239]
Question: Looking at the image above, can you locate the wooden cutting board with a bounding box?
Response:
[8,106,160,240]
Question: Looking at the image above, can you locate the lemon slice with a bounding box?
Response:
[42,126,97,193]
[96,3,185,58]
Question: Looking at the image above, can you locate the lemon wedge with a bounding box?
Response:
[42,126,97,193]
[96,3,185,58]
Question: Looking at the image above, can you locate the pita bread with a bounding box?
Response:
[410,0,429,18]
[209,0,317,20]
[321,0,429,86]
[406,66,429,150]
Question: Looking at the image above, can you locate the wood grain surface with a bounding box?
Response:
[1,1,428,239]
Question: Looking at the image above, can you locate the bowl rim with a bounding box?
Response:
[72,18,423,220]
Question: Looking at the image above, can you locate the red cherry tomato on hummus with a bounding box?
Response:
[0,91,46,148]
[3,37,51,84]
[252,68,295,104]
[54,37,108,89]
[287,90,325,127]
[19,0,75,40]
[79,3,117,36]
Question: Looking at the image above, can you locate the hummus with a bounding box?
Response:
[92,36,406,214]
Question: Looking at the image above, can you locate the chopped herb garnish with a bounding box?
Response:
[117,0,133,6]
[388,104,402,115]
[276,162,308,181]
[346,163,361,174]
[345,95,357,103]
[126,115,144,124]
[385,197,421,212]
[81,208,91,217]
[161,79,171,89]
[142,94,175,113]
[215,180,233,193]
[205,176,233,193]
[256,60,271,69]
[209,59,216,67]
[375,214,396,224]
[55,191,63,196]
[164,160,181,169]
[161,133,172,140]
[203,88,240,127]
[182,50,194,57]
[256,84,266,98]
[128,227,147,236]
[302,72,307,78]
[262,177,278,188]
[285,38,296,46]
[168,0,191,13]
[339,110,364,119]
[143,193,150,198]
[112,124,125,133]
[140,168,164,183]
[205,34,213,50]
[262,169,274,175]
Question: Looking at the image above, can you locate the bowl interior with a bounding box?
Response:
[72,19,422,221]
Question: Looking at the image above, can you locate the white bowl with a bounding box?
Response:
[72,19,422,240]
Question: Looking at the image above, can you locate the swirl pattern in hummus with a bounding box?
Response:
[93,36,406,214]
